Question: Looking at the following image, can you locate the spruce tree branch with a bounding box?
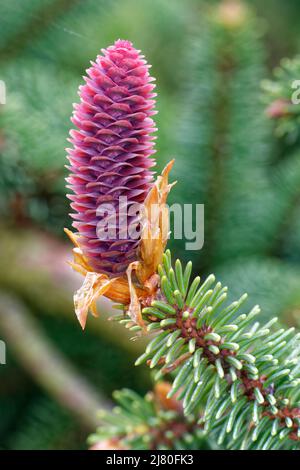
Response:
[88,383,210,451]
[113,251,300,449]
[0,292,110,429]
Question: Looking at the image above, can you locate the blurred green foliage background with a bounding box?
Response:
[0,0,300,450]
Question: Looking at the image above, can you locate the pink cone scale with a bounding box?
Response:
[66,40,157,276]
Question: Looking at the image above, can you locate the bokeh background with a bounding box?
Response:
[1,0,300,449]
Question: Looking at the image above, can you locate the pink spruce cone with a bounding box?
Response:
[66,40,157,276]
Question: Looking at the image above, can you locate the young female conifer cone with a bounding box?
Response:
[65,40,174,329]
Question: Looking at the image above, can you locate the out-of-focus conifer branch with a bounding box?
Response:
[0,292,110,429]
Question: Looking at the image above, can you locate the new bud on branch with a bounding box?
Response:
[65,40,174,328]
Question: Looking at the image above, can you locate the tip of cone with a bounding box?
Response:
[114,39,133,49]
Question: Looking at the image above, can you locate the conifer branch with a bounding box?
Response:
[111,250,300,450]
[88,382,213,450]
[263,56,300,140]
